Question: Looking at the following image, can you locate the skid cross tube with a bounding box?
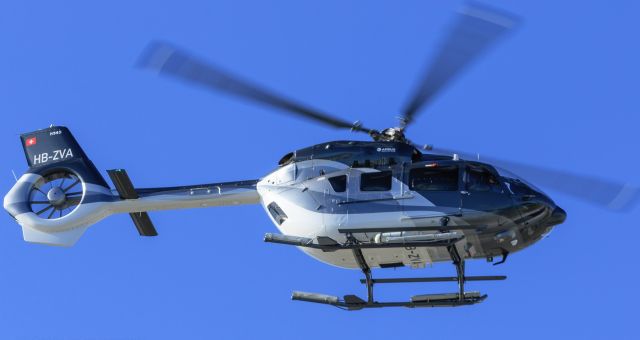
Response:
[447,244,465,301]
[355,249,374,304]
[359,276,506,284]
[345,233,375,304]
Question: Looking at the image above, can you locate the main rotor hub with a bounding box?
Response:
[47,186,67,207]
[374,127,408,143]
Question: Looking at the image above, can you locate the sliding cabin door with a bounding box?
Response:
[402,162,462,222]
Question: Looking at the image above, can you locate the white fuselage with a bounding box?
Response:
[7,158,539,261]
[257,160,480,269]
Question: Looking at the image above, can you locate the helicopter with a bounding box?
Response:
[4,4,639,310]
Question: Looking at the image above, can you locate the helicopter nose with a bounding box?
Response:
[547,206,567,226]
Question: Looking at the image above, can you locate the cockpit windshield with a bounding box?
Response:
[494,166,546,196]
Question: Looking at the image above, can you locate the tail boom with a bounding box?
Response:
[4,126,260,247]
[109,180,260,213]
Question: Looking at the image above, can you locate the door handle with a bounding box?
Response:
[461,190,471,196]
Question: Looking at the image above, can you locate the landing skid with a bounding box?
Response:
[292,291,487,310]
[265,231,506,310]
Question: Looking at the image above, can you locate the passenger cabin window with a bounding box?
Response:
[409,166,459,191]
[465,165,502,193]
[328,175,347,193]
[360,171,392,191]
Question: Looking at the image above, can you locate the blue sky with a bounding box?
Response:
[1,1,639,339]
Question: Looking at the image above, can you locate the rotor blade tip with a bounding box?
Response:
[136,41,178,72]
[459,3,520,29]
[606,183,640,212]
[399,3,520,127]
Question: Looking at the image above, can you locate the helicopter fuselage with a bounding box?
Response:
[257,140,566,269]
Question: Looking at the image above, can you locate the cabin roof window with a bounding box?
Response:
[328,175,347,193]
[360,171,392,191]
[409,166,459,191]
[278,152,295,166]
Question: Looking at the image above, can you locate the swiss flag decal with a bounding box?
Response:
[25,137,37,147]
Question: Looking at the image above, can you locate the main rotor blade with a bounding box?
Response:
[424,145,639,212]
[138,41,377,135]
[401,4,518,129]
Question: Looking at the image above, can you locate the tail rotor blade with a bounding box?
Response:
[401,4,519,129]
[138,41,377,135]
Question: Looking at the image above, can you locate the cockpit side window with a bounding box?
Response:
[409,166,459,191]
[465,165,502,193]
[360,171,392,191]
[328,175,347,193]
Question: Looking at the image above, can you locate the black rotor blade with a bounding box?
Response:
[35,204,54,216]
[138,41,377,135]
[63,179,80,193]
[401,4,518,129]
[424,145,639,212]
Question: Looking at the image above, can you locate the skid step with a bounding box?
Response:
[411,291,482,303]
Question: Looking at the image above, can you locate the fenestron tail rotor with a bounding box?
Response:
[28,172,84,219]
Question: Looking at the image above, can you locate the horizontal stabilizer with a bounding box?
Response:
[107,169,158,237]
[107,169,138,199]
[129,212,158,236]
